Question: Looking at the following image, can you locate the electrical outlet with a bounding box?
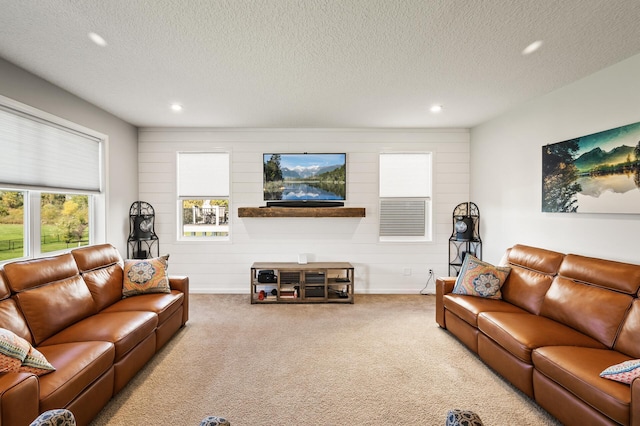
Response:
[428,268,433,275]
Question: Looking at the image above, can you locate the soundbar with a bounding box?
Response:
[266,200,345,208]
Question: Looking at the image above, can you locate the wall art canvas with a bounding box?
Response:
[542,121,640,213]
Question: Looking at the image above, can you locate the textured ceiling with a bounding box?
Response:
[1,0,640,128]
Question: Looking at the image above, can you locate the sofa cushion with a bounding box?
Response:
[72,244,125,311]
[123,256,170,297]
[540,276,633,348]
[478,311,606,364]
[71,243,122,273]
[614,299,640,358]
[443,294,526,328]
[15,275,97,346]
[499,245,563,315]
[533,346,631,426]
[505,244,565,275]
[102,291,184,325]
[453,255,510,299]
[82,264,125,312]
[0,270,10,300]
[0,298,33,343]
[559,253,640,295]
[41,311,158,361]
[37,341,115,412]
[2,253,79,293]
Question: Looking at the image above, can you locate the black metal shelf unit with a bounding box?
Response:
[449,202,482,276]
[127,201,159,259]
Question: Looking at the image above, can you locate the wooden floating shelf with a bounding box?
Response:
[238,207,366,218]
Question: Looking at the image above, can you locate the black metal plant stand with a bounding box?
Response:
[448,202,482,276]
[127,201,159,259]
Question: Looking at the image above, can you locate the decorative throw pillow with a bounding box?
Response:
[123,255,170,297]
[0,328,55,376]
[0,328,30,372]
[600,359,640,384]
[452,254,511,299]
[20,346,56,376]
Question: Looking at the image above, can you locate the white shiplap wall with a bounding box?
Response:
[138,128,469,294]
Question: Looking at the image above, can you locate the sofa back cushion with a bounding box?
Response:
[0,299,33,343]
[540,276,633,348]
[72,244,124,311]
[559,254,640,295]
[500,245,564,314]
[0,270,10,300]
[3,253,79,292]
[3,253,97,346]
[615,299,640,358]
[0,270,33,343]
[15,275,97,345]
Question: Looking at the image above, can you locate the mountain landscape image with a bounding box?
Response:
[574,145,636,173]
[542,120,640,213]
[263,153,346,201]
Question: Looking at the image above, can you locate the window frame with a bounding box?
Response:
[0,95,106,263]
[378,152,433,243]
[176,151,231,242]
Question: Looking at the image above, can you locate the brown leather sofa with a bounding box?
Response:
[436,244,640,426]
[0,244,189,426]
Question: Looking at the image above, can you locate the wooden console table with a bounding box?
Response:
[250,262,354,304]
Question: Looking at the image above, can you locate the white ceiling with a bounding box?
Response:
[1,1,640,129]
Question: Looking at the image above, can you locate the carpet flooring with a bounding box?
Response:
[90,294,561,425]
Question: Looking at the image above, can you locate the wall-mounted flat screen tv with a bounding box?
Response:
[263,153,346,202]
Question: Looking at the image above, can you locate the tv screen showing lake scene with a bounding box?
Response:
[263,153,346,201]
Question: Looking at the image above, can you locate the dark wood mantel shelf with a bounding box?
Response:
[238,207,366,218]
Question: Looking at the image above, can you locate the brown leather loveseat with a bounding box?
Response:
[436,244,640,426]
[0,243,189,426]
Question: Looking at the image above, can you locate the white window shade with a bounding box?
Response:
[379,152,432,241]
[0,105,102,192]
[379,153,431,197]
[178,152,229,197]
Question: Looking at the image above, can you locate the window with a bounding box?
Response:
[379,152,432,242]
[177,152,230,239]
[0,96,104,263]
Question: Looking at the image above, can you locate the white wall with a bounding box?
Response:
[471,53,640,264]
[0,58,138,253]
[138,128,470,293]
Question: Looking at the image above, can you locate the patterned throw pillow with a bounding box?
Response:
[0,328,55,376]
[123,255,171,297]
[446,409,484,426]
[452,254,511,299]
[21,346,56,376]
[600,359,640,384]
[0,328,30,372]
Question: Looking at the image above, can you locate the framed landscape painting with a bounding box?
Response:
[542,120,640,214]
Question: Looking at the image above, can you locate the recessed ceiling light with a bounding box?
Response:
[170,103,183,112]
[430,105,443,113]
[522,40,543,55]
[88,32,107,47]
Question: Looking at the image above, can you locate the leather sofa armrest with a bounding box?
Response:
[169,275,189,325]
[0,372,39,426]
[435,277,457,328]
[169,275,189,293]
[632,376,640,426]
